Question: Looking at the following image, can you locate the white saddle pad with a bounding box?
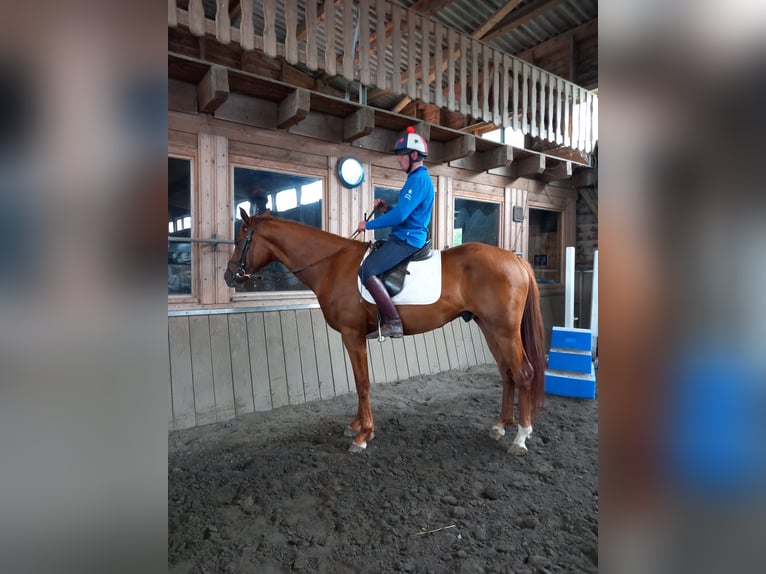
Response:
[358,249,442,305]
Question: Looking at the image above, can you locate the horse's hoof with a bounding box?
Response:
[489,425,506,441]
[344,426,358,437]
[507,443,528,456]
[348,441,367,454]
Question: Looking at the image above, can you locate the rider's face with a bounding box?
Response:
[397,152,411,171]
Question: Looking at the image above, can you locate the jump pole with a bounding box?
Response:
[590,250,598,355]
[565,246,575,328]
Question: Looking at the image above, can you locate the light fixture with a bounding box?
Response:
[337,157,365,188]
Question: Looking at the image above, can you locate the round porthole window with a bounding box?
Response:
[337,157,365,188]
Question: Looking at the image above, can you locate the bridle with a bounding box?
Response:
[233,225,355,285]
[234,227,255,281]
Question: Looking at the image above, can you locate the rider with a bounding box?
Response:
[356,126,435,339]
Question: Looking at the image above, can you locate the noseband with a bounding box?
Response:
[234,227,254,281]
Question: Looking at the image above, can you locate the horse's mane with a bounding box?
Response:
[247,212,362,250]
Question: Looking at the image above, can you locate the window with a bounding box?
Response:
[168,156,192,295]
[371,187,401,241]
[453,198,500,247]
[529,208,561,283]
[232,166,323,292]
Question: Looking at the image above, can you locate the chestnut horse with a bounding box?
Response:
[224,209,546,455]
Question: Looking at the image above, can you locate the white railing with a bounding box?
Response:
[170,0,597,153]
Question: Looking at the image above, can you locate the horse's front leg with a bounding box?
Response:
[341,333,374,453]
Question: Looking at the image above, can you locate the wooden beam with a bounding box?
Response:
[413,121,431,142]
[278,88,311,129]
[392,97,412,113]
[169,79,198,114]
[573,168,597,188]
[511,154,546,178]
[288,110,343,142]
[515,19,597,62]
[353,127,401,154]
[433,134,475,163]
[472,0,524,40]
[343,108,376,142]
[450,144,513,171]
[213,92,278,130]
[484,0,564,42]
[578,186,598,221]
[543,160,572,180]
[197,65,229,113]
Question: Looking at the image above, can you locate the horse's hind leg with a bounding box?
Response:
[478,322,515,440]
[508,344,536,455]
[479,321,535,455]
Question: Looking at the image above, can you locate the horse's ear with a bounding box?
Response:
[262,209,271,218]
[239,207,250,223]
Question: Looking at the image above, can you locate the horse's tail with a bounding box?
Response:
[521,264,546,414]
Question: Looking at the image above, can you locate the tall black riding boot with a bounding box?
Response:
[363,276,404,339]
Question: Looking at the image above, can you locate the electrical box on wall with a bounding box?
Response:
[512,205,525,222]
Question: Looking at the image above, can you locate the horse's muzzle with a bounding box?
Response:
[223,268,237,287]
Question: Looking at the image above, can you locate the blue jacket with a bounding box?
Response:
[365,166,434,248]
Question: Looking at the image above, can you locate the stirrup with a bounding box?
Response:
[367,319,386,342]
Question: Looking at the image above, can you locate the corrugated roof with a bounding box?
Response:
[399,0,597,55]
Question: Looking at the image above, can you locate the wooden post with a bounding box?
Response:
[240,0,254,51]
[285,0,298,65]
[264,0,277,58]
[324,0,337,76]
[168,0,177,27]
[216,0,231,45]
[376,0,387,89]
[434,22,444,108]
[359,0,370,86]
[189,0,205,36]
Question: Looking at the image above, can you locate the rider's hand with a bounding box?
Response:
[356,220,367,233]
[374,198,389,212]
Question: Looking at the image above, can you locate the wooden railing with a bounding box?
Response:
[169,0,597,153]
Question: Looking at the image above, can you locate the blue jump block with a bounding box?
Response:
[545,365,597,399]
[550,326,592,352]
[548,348,592,374]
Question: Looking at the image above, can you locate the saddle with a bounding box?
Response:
[371,239,433,297]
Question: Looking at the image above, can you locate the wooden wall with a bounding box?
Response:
[168,310,492,431]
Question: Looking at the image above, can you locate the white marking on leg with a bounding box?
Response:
[348,440,367,453]
[510,424,533,453]
[489,423,506,441]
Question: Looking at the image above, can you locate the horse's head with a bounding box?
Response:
[223,207,273,288]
